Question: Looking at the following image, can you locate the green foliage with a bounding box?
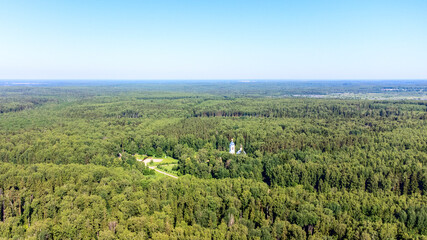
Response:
[0,83,426,239]
[2,163,427,239]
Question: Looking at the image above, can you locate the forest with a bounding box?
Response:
[0,80,427,239]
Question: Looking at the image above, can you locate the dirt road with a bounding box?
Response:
[148,166,179,179]
[137,158,179,179]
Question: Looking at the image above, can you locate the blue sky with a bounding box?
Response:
[0,0,426,80]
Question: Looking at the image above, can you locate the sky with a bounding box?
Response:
[0,0,426,80]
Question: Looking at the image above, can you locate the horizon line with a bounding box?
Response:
[1,79,427,81]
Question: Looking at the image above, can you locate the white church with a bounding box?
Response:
[229,139,246,155]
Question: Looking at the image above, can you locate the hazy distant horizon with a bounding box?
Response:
[1,79,427,88]
[1,79,427,82]
[1,79,427,83]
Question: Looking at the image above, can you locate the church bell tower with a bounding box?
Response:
[229,139,235,154]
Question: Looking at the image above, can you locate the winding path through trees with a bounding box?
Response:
[137,158,179,179]
[148,166,179,179]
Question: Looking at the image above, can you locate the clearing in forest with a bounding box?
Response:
[136,155,179,178]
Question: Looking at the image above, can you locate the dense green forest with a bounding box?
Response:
[1,81,427,239]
